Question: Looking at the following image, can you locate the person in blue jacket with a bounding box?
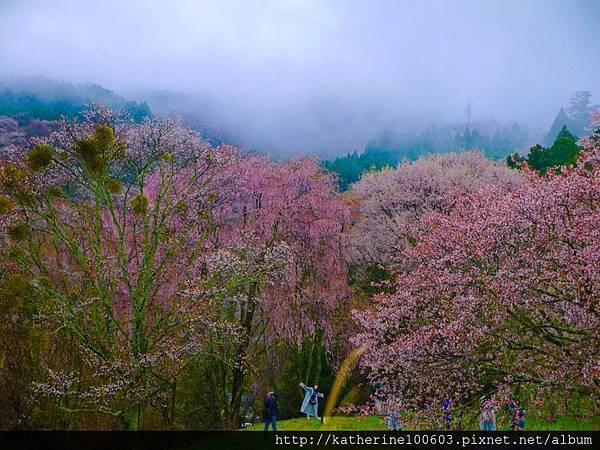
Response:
[509,399,527,431]
[443,398,452,429]
[263,391,279,439]
[299,383,324,419]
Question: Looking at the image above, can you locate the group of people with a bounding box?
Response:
[263,385,526,433]
[263,382,324,436]
[383,396,526,431]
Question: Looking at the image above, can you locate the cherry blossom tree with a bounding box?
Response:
[205,155,350,427]
[349,151,522,270]
[0,108,239,429]
[353,133,599,424]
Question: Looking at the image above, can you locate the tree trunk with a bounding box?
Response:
[227,367,244,429]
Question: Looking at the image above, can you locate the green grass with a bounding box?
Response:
[527,416,599,430]
[247,415,386,431]
[247,415,599,431]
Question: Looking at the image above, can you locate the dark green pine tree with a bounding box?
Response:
[523,126,582,175]
[525,144,547,174]
[547,126,580,167]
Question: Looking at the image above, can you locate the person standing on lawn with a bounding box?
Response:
[387,406,403,431]
[479,396,497,431]
[263,391,279,438]
[509,399,527,431]
[443,398,452,429]
[299,383,324,419]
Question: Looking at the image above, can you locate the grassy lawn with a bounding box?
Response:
[526,416,599,430]
[247,415,386,431]
[247,415,599,431]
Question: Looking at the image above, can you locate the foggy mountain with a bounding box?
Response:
[1,0,599,156]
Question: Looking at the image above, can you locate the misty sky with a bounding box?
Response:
[1,0,599,154]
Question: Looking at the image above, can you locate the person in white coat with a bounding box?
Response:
[299,383,324,419]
